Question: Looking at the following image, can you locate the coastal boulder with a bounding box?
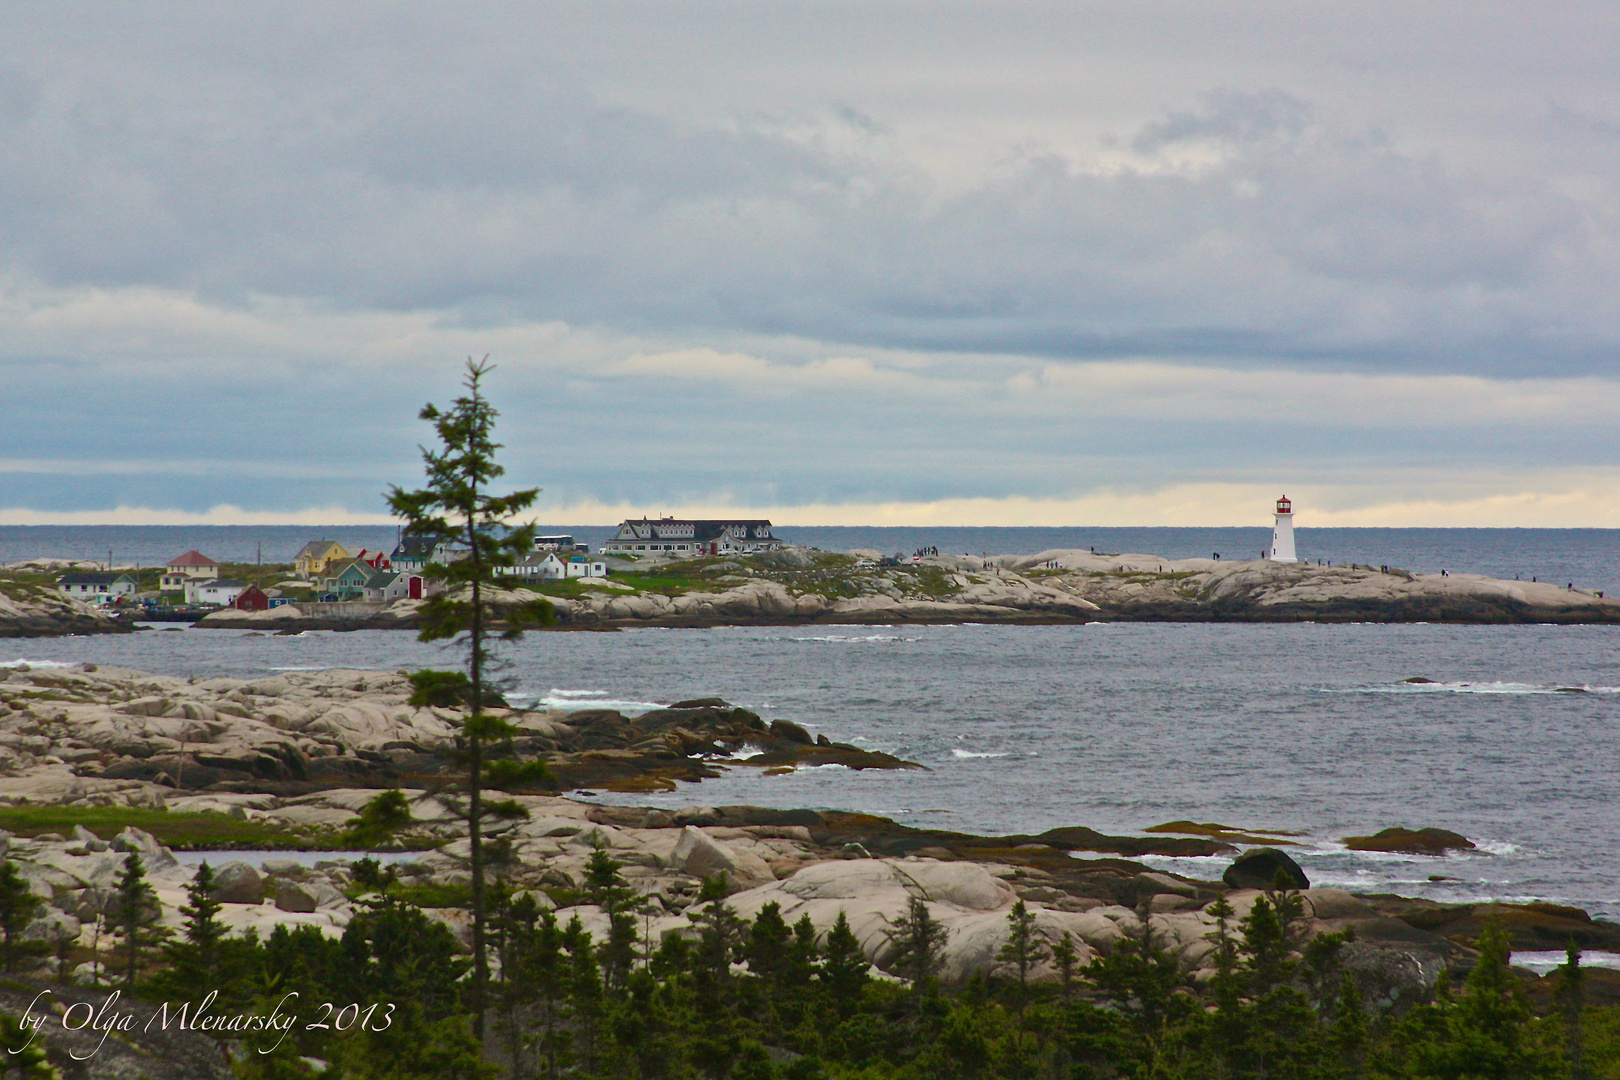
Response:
[769,719,813,745]
[213,861,266,904]
[110,827,179,873]
[667,826,774,887]
[1222,847,1309,891]
[274,880,319,913]
[1343,827,1474,856]
[22,910,81,944]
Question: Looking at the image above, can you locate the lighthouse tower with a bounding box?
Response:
[1269,495,1297,563]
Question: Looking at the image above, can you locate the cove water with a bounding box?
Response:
[7,619,1618,930]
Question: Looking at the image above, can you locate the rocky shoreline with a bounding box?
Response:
[184,549,1620,634]
[2,662,1617,1005]
[5,548,1618,637]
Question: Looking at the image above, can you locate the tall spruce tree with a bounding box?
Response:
[116,852,158,989]
[386,357,553,1042]
[0,858,41,973]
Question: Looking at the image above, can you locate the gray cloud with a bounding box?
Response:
[3,2,1619,521]
[5,4,1620,378]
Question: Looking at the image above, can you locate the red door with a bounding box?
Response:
[409,576,422,599]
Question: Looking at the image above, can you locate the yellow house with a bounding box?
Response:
[294,540,351,581]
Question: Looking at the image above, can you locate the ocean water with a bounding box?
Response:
[6,620,1618,931]
[3,525,1618,594]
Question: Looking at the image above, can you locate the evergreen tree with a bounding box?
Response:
[115,852,159,988]
[822,910,869,1009]
[1375,922,1561,1079]
[749,901,792,985]
[996,899,1046,999]
[564,914,604,1074]
[1560,945,1590,1080]
[584,845,634,913]
[1051,931,1079,1002]
[1085,901,1185,1037]
[386,357,553,1041]
[887,895,947,993]
[0,858,41,973]
[0,1011,55,1078]
[692,876,746,1013]
[179,861,223,963]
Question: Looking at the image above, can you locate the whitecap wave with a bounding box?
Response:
[0,658,75,669]
[794,634,918,644]
[1352,680,1620,696]
[952,749,1010,759]
[535,689,666,715]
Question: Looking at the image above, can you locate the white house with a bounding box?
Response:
[600,517,783,556]
[58,572,138,602]
[187,578,249,606]
[503,553,568,580]
[565,557,608,578]
[162,550,219,592]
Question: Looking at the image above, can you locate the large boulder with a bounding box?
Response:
[212,861,266,905]
[22,910,81,943]
[1223,847,1309,890]
[110,827,179,873]
[274,880,318,913]
[666,826,773,887]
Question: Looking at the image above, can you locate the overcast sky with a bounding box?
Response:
[4,2,1619,527]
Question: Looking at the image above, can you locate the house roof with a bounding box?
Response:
[391,534,445,559]
[610,518,780,544]
[167,549,218,567]
[58,572,134,586]
[364,568,398,587]
[206,579,250,588]
[294,540,344,559]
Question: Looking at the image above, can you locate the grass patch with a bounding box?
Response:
[383,878,473,909]
[608,571,720,597]
[517,579,601,600]
[0,805,325,850]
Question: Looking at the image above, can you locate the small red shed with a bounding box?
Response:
[234,584,271,612]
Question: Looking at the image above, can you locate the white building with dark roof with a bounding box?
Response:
[390,533,454,572]
[601,518,783,556]
[58,572,138,601]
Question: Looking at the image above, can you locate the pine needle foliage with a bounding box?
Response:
[385,356,555,1042]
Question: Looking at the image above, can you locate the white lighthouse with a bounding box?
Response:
[1269,495,1297,563]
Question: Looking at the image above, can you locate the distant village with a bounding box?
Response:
[52,517,785,613]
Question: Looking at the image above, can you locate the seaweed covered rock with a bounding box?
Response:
[1343,826,1474,855]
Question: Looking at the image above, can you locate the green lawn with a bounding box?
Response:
[0,805,329,850]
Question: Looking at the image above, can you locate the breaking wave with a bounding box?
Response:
[533,688,666,715]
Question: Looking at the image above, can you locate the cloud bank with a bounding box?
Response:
[3,3,1617,525]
